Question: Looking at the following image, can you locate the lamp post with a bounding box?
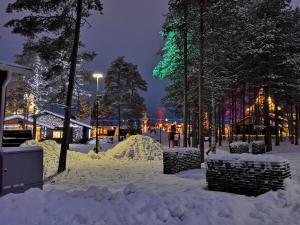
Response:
[24,93,29,130]
[159,123,162,144]
[93,73,103,153]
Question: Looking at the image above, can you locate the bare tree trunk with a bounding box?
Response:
[230,91,234,143]
[248,83,251,143]
[183,2,188,148]
[117,66,121,142]
[263,87,272,152]
[218,103,222,146]
[290,103,294,144]
[274,98,280,146]
[58,0,83,173]
[32,114,37,140]
[211,96,216,153]
[198,0,205,162]
[295,104,299,146]
[192,110,197,147]
[234,93,238,141]
[255,87,259,141]
[221,104,226,146]
[118,103,121,142]
[242,82,246,142]
[215,104,218,144]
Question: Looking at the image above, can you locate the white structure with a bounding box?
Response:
[0,61,32,147]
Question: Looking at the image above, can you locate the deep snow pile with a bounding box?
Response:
[21,140,87,177]
[1,181,300,225]
[89,135,163,160]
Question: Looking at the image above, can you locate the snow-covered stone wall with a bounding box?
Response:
[229,141,267,154]
[206,154,291,196]
[229,142,249,154]
[163,148,201,174]
[252,141,266,154]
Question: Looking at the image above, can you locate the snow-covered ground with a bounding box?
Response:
[2,181,300,225]
[2,137,300,225]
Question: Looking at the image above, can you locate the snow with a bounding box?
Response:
[229,141,249,147]
[88,135,163,160]
[164,147,199,153]
[21,140,91,178]
[1,181,300,225]
[21,140,60,177]
[208,152,288,163]
[4,140,300,225]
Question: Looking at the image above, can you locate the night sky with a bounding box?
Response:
[0,0,169,115]
[0,0,300,115]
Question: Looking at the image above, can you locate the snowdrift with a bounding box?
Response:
[1,181,300,225]
[89,135,163,160]
[105,135,163,160]
[21,136,163,178]
[21,140,87,177]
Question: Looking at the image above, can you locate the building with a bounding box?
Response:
[90,119,117,137]
[4,110,92,143]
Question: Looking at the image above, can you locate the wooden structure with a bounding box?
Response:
[4,111,92,143]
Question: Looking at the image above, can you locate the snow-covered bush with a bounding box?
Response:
[252,141,266,154]
[229,142,249,154]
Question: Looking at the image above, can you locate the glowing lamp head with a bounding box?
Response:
[93,73,103,79]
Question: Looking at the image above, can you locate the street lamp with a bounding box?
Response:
[93,72,103,153]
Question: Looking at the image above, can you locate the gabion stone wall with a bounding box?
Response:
[163,148,201,174]
[252,141,266,154]
[206,154,291,196]
[229,142,249,154]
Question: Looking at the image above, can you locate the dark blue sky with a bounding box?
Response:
[1,0,300,115]
[0,0,169,114]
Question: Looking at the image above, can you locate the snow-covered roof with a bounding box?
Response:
[41,110,92,129]
[4,114,55,129]
[0,61,32,75]
[4,111,92,129]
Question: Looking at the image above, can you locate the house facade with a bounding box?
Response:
[4,110,92,143]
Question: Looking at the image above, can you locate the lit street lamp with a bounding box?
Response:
[93,72,103,153]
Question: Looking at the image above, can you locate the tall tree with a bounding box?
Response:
[154,0,199,148]
[76,98,92,120]
[59,0,84,172]
[103,57,147,141]
[5,0,103,172]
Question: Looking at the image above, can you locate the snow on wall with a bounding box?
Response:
[163,149,201,174]
[229,142,250,154]
[207,154,291,196]
[208,153,287,163]
[252,141,266,154]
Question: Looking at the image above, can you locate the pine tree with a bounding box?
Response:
[103,57,147,141]
[75,98,92,120]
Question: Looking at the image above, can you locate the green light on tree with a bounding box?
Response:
[153,31,183,79]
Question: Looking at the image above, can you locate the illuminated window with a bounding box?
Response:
[53,131,63,139]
